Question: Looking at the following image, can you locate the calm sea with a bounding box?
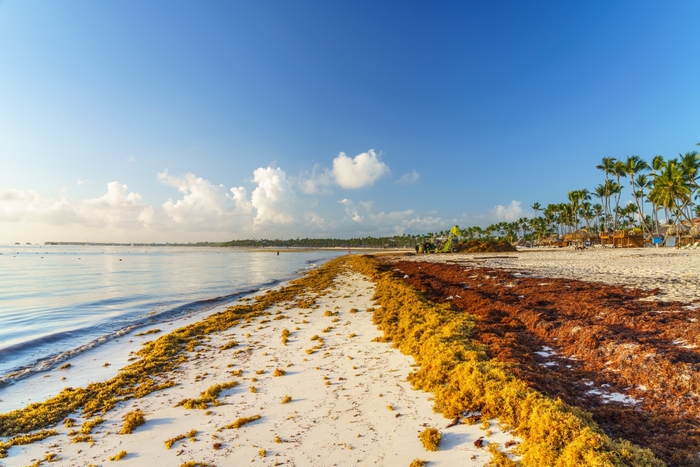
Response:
[0,244,343,386]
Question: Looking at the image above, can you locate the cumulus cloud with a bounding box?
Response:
[332,149,390,189]
[492,200,526,222]
[82,182,155,228]
[339,199,363,222]
[297,165,334,195]
[158,171,252,229]
[250,167,294,225]
[396,170,420,185]
[0,182,154,230]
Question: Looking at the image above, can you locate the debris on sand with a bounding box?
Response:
[452,240,518,253]
[389,258,700,465]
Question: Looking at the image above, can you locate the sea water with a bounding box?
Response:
[0,244,343,394]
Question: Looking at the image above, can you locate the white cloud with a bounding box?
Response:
[158,171,252,230]
[396,170,420,185]
[0,182,154,230]
[304,211,325,228]
[405,215,445,231]
[250,167,294,225]
[127,156,136,162]
[0,154,442,243]
[492,200,526,222]
[296,165,334,194]
[77,179,91,185]
[339,199,363,222]
[332,149,390,189]
[369,209,415,223]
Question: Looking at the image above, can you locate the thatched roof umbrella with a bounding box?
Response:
[563,229,591,242]
[666,223,690,236]
[572,229,592,240]
[543,235,561,245]
[690,224,700,239]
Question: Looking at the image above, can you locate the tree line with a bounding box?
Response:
[222,147,699,247]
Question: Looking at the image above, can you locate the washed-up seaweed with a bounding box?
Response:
[389,258,700,466]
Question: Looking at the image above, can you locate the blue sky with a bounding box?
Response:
[1,1,699,242]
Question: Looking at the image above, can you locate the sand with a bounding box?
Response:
[4,269,515,467]
[397,247,700,303]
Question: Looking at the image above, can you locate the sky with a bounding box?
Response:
[1,1,699,243]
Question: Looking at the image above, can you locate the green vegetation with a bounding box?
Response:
[490,152,700,243]
[220,236,418,249]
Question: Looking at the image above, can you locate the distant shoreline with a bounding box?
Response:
[36,242,413,252]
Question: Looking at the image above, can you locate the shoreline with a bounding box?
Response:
[2,256,511,467]
[5,250,696,465]
[0,248,345,391]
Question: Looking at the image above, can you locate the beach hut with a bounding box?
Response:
[689,224,700,239]
[666,223,690,236]
[562,229,592,247]
[600,230,645,248]
[666,223,692,247]
[542,235,563,247]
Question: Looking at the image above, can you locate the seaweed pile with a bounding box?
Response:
[389,258,700,466]
[0,257,345,458]
[453,240,518,253]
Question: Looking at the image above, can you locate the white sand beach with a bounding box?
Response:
[398,247,700,303]
[5,269,516,467]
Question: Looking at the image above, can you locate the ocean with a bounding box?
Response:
[0,244,343,402]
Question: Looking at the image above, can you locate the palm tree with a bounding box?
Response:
[596,157,616,183]
[531,202,541,220]
[634,174,650,220]
[592,203,604,231]
[612,160,628,229]
[679,151,699,218]
[566,189,590,231]
[596,157,617,229]
[648,159,693,228]
[594,184,608,229]
[650,155,665,232]
[623,155,650,233]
